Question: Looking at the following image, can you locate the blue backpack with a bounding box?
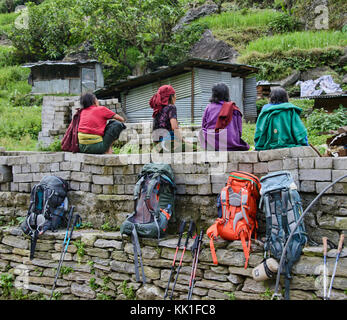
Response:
[259,171,307,300]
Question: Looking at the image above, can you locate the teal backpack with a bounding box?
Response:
[120,163,176,283]
[259,171,307,300]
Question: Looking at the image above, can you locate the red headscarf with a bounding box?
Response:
[149,85,176,118]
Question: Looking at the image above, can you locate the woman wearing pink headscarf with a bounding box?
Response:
[149,85,182,149]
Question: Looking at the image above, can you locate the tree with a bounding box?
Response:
[9,0,206,81]
[78,0,185,76]
[9,0,84,61]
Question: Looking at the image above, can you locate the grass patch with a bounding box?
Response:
[0,11,18,37]
[212,26,268,52]
[242,30,347,55]
[196,9,282,30]
[0,45,16,67]
[239,46,344,81]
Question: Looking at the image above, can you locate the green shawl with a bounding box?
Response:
[254,102,308,150]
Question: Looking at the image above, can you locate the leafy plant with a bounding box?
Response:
[268,13,301,33]
[101,221,119,232]
[306,106,347,133]
[73,239,86,263]
[225,292,236,300]
[119,280,136,300]
[0,273,14,297]
[60,266,74,275]
[89,277,100,290]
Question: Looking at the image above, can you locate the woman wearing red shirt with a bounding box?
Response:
[78,93,126,154]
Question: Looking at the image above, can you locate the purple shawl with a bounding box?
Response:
[199,101,250,151]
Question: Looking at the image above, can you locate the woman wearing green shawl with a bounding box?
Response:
[254,87,308,150]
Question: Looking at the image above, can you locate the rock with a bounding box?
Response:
[290,290,316,300]
[2,236,28,250]
[241,278,276,294]
[136,284,164,300]
[190,29,239,62]
[71,282,96,299]
[300,66,339,82]
[173,3,218,32]
[279,70,301,87]
[339,54,347,67]
[94,239,122,249]
[0,165,12,183]
[195,279,236,291]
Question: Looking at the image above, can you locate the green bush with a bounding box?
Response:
[0,46,17,67]
[268,13,301,33]
[306,106,347,133]
[0,0,43,13]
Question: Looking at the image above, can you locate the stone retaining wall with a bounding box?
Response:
[0,147,346,300]
[0,227,346,300]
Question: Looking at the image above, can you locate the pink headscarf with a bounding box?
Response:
[149,85,176,118]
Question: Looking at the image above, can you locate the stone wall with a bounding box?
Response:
[0,147,346,300]
[38,96,125,148]
[0,227,346,300]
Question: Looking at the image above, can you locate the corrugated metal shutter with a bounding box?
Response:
[124,71,202,123]
[243,77,257,122]
[195,68,244,113]
[229,77,243,113]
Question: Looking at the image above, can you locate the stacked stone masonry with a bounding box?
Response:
[38,96,125,148]
[0,147,346,300]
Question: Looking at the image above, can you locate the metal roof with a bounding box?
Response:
[95,58,259,98]
[22,59,99,68]
[298,93,347,100]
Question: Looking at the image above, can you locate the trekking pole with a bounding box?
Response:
[50,208,81,300]
[322,237,328,300]
[327,234,344,300]
[272,174,347,300]
[169,220,195,300]
[163,219,187,300]
[187,229,204,300]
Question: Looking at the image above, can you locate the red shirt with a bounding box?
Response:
[78,105,116,136]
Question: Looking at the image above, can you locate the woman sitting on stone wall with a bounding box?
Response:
[199,82,250,151]
[254,87,308,150]
[150,85,185,152]
[78,93,126,154]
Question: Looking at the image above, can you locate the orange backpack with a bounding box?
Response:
[207,171,261,269]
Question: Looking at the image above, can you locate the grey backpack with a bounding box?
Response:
[259,171,307,300]
[120,163,176,284]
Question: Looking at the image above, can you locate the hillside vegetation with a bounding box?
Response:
[0,0,346,152]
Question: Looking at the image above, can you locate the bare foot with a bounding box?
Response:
[104,146,113,154]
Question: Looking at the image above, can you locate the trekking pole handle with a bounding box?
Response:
[337,234,344,253]
[198,229,204,242]
[184,220,195,247]
[322,237,328,256]
[177,220,187,247]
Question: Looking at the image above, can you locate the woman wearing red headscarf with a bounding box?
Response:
[149,85,183,150]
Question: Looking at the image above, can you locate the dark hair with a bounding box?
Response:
[80,92,97,109]
[269,87,289,104]
[209,82,230,103]
[168,94,175,105]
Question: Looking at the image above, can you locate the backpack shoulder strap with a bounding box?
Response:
[131,227,146,285]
